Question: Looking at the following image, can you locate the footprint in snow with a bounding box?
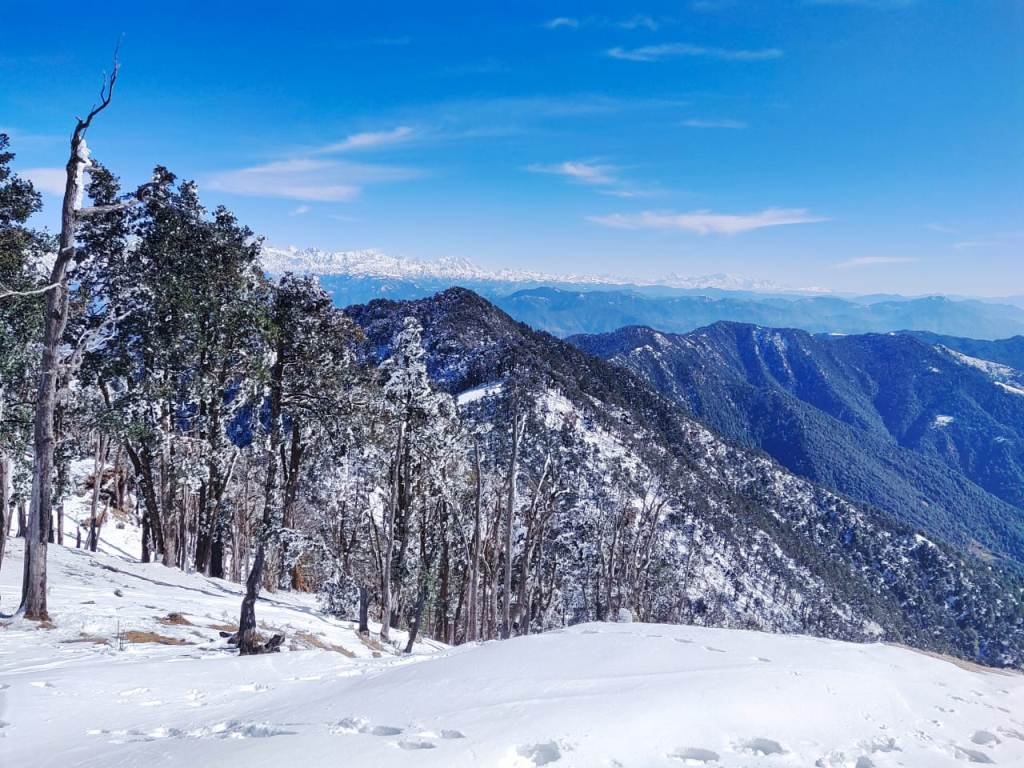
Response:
[737,737,787,756]
[673,638,693,645]
[971,730,1000,746]
[952,745,995,764]
[668,746,720,763]
[441,729,466,739]
[397,739,436,750]
[752,656,771,663]
[29,681,54,688]
[703,646,727,654]
[367,724,404,736]
[189,720,295,739]
[331,717,403,736]
[997,726,1024,741]
[515,741,563,765]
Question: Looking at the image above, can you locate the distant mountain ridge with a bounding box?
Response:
[571,322,1024,566]
[261,245,823,293]
[496,287,1024,340]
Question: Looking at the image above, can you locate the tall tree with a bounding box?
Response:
[236,275,357,654]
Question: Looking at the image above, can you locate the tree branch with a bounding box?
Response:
[0,282,60,301]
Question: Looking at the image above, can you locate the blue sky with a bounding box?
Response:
[3,1,1022,295]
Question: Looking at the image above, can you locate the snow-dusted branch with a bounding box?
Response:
[0,282,60,301]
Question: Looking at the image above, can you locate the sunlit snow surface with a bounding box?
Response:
[2,540,1022,767]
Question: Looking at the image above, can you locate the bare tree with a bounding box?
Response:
[20,58,121,620]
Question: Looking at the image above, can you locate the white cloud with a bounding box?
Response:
[289,205,311,216]
[926,222,957,234]
[527,160,620,186]
[22,167,67,196]
[833,256,918,268]
[543,17,579,29]
[589,208,825,235]
[206,158,420,202]
[683,118,747,129]
[607,43,783,62]
[315,126,416,154]
[618,15,659,30]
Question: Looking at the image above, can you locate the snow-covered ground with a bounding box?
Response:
[2,539,1023,768]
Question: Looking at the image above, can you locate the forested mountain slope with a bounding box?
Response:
[347,289,1024,667]
[571,323,1024,569]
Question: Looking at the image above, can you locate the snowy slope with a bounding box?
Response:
[2,540,1023,767]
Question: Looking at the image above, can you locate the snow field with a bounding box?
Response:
[2,539,1023,767]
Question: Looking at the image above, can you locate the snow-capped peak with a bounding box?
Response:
[260,246,830,294]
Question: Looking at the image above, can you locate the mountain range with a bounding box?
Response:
[345,288,1024,667]
[495,287,1024,340]
[263,248,1024,340]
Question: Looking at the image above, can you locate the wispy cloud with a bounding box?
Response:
[833,256,918,269]
[683,118,747,129]
[526,160,658,198]
[314,126,416,155]
[618,14,659,30]
[607,43,782,62]
[21,167,67,196]
[206,158,420,202]
[926,222,957,234]
[207,125,422,202]
[544,14,665,31]
[289,205,311,216]
[543,17,579,29]
[589,208,825,235]
[527,160,620,186]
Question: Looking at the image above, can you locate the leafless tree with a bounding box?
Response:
[20,55,121,620]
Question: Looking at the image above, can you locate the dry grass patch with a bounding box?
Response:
[157,612,192,626]
[122,630,192,646]
[356,632,386,658]
[61,632,110,646]
[292,630,355,657]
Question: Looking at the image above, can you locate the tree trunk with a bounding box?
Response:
[380,420,405,644]
[404,586,428,654]
[20,121,92,621]
[358,585,369,636]
[88,433,107,552]
[0,451,11,573]
[501,404,522,640]
[16,499,27,538]
[237,325,284,655]
[466,442,482,642]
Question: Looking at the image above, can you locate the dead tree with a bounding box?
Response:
[20,58,120,620]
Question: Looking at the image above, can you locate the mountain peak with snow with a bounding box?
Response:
[260,245,830,294]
